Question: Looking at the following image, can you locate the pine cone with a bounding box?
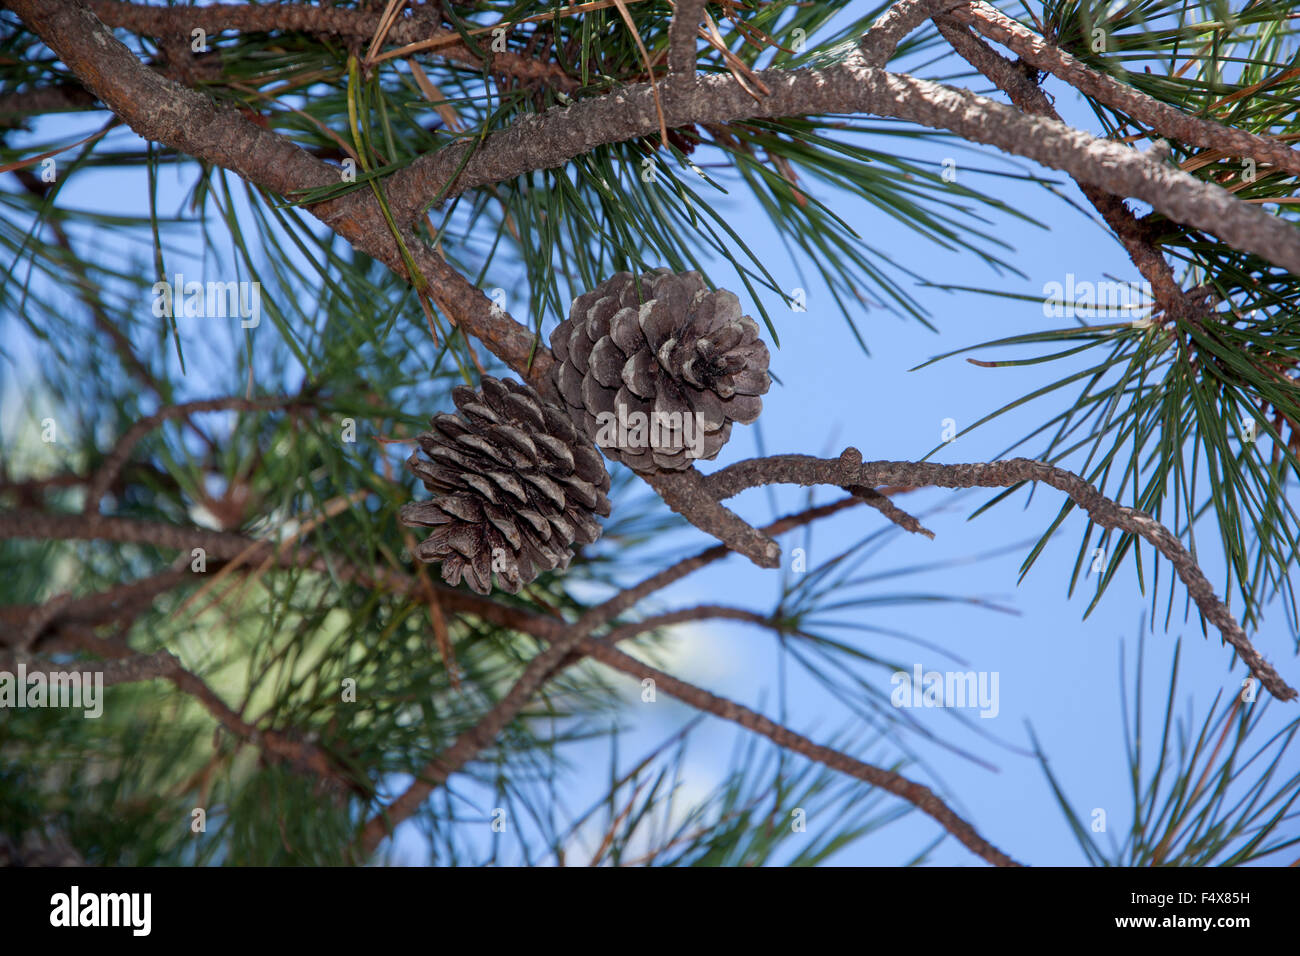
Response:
[399,377,611,595]
[551,269,770,472]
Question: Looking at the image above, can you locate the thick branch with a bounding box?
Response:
[384,57,1300,274]
[705,450,1296,702]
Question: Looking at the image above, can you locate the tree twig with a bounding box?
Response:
[931,14,1196,318]
[668,0,709,82]
[860,0,973,67]
[581,641,1022,866]
[704,449,1297,702]
[955,1,1300,178]
[84,0,579,90]
[83,395,307,514]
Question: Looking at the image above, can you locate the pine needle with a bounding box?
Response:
[612,0,670,150]
[364,0,408,68]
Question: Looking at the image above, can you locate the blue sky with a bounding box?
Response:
[3,1,1296,866]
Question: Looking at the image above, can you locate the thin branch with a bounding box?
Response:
[84,0,579,90]
[581,642,1022,866]
[0,84,97,125]
[668,0,709,81]
[0,647,181,686]
[860,0,972,68]
[955,1,1300,178]
[0,567,192,649]
[1,462,184,511]
[642,458,929,564]
[28,624,356,792]
[704,449,1297,702]
[0,509,301,560]
[356,496,867,856]
[11,593,76,650]
[2,500,1016,863]
[843,484,934,538]
[931,14,1194,317]
[83,394,307,514]
[597,604,775,645]
[643,467,780,567]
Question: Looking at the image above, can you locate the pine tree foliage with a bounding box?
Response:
[0,0,1296,866]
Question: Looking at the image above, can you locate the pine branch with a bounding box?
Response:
[930,14,1195,318]
[10,0,1296,867]
[9,0,549,387]
[703,449,1297,702]
[357,495,870,856]
[356,579,1022,865]
[0,646,179,687]
[17,0,1300,387]
[8,621,358,796]
[860,0,973,67]
[10,169,187,411]
[0,510,304,562]
[83,394,309,514]
[581,642,1023,866]
[381,35,1300,276]
[955,2,1300,177]
[643,467,780,567]
[668,0,710,82]
[0,567,192,649]
[3,491,1006,864]
[83,0,579,89]
[82,630,351,788]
